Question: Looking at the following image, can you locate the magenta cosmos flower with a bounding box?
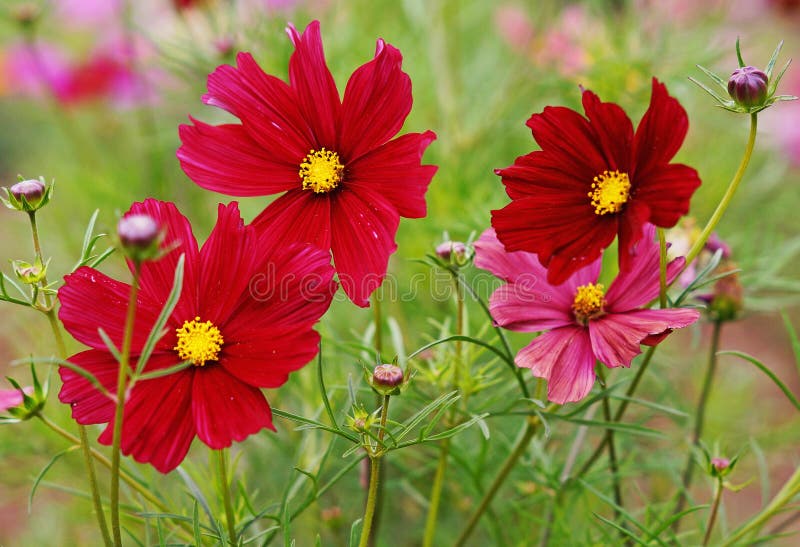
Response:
[474,224,700,404]
[492,79,701,286]
[177,20,438,307]
[58,199,336,473]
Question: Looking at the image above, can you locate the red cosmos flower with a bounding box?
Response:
[492,79,701,285]
[58,199,336,473]
[177,20,437,307]
[474,224,699,404]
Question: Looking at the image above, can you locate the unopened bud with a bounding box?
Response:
[373,364,404,388]
[436,240,468,261]
[710,456,733,478]
[4,179,51,212]
[728,66,769,108]
[11,259,47,285]
[707,264,743,322]
[118,214,162,262]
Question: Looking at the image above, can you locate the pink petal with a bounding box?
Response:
[58,267,161,352]
[474,227,548,284]
[98,354,196,474]
[177,119,299,196]
[127,200,200,322]
[340,40,411,161]
[516,326,596,404]
[198,202,259,324]
[286,21,341,149]
[0,387,30,412]
[607,223,686,311]
[589,308,699,368]
[330,187,400,307]
[202,52,312,160]
[489,284,572,332]
[191,365,275,449]
[251,190,333,254]
[222,327,321,388]
[347,131,438,218]
[58,350,121,425]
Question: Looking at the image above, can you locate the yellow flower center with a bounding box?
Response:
[588,170,631,215]
[572,283,606,323]
[299,148,344,193]
[174,317,224,366]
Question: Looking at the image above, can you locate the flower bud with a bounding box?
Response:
[436,240,467,261]
[710,456,733,478]
[3,178,51,212]
[373,364,404,388]
[705,264,743,322]
[11,258,47,285]
[117,214,162,262]
[12,3,41,28]
[728,66,769,108]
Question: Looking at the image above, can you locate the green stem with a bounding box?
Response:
[683,113,758,268]
[597,367,624,526]
[657,228,668,309]
[720,465,800,546]
[369,292,385,547]
[216,449,237,545]
[372,293,383,360]
[674,320,723,528]
[703,477,724,546]
[454,409,553,546]
[28,210,112,546]
[110,263,141,547]
[358,395,391,547]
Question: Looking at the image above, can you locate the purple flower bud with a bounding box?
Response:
[711,457,730,472]
[728,66,769,108]
[372,364,404,388]
[436,241,467,260]
[117,215,161,251]
[10,179,46,207]
[705,233,731,259]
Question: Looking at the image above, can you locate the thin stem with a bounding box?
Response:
[358,395,391,547]
[597,367,624,527]
[703,478,724,546]
[455,409,554,547]
[572,345,658,481]
[674,320,723,527]
[29,210,111,546]
[657,228,668,309]
[683,114,758,268]
[110,263,141,547]
[369,292,385,547]
[216,449,237,545]
[372,293,383,360]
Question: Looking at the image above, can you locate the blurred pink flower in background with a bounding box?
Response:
[55,0,121,28]
[765,69,800,166]
[0,387,33,412]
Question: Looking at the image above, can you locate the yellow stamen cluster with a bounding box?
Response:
[299,148,344,193]
[588,170,631,215]
[174,317,224,366]
[572,283,606,323]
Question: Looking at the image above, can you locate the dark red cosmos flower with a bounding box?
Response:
[58,199,336,473]
[492,78,701,285]
[177,20,437,307]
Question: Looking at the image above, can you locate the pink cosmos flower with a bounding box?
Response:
[474,224,699,403]
[177,20,437,307]
[0,387,31,412]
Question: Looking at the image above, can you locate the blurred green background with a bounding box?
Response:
[1,0,799,544]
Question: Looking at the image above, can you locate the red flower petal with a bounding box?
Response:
[495,151,591,200]
[251,190,333,254]
[222,327,320,388]
[633,163,701,227]
[632,78,689,179]
[191,365,275,449]
[202,52,312,160]
[286,21,341,148]
[226,241,336,333]
[198,202,259,324]
[589,308,699,368]
[58,267,161,352]
[347,131,437,218]
[127,199,200,322]
[330,188,399,307]
[516,327,596,404]
[58,349,119,425]
[178,119,299,196]
[340,40,411,161]
[616,200,651,274]
[98,355,196,473]
[581,88,634,172]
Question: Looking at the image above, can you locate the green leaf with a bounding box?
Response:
[393,391,460,443]
[317,346,338,430]
[135,254,185,376]
[673,248,724,306]
[592,513,649,546]
[97,327,122,363]
[780,311,800,375]
[765,40,784,79]
[696,64,730,92]
[28,446,79,513]
[272,408,358,443]
[135,360,192,381]
[718,350,800,411]
[349,518,362,547]
[736,37,745,68]
[16,356,112,399]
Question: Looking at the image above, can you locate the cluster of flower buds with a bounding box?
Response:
[692,39,796,114]
[2,177,53,213]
